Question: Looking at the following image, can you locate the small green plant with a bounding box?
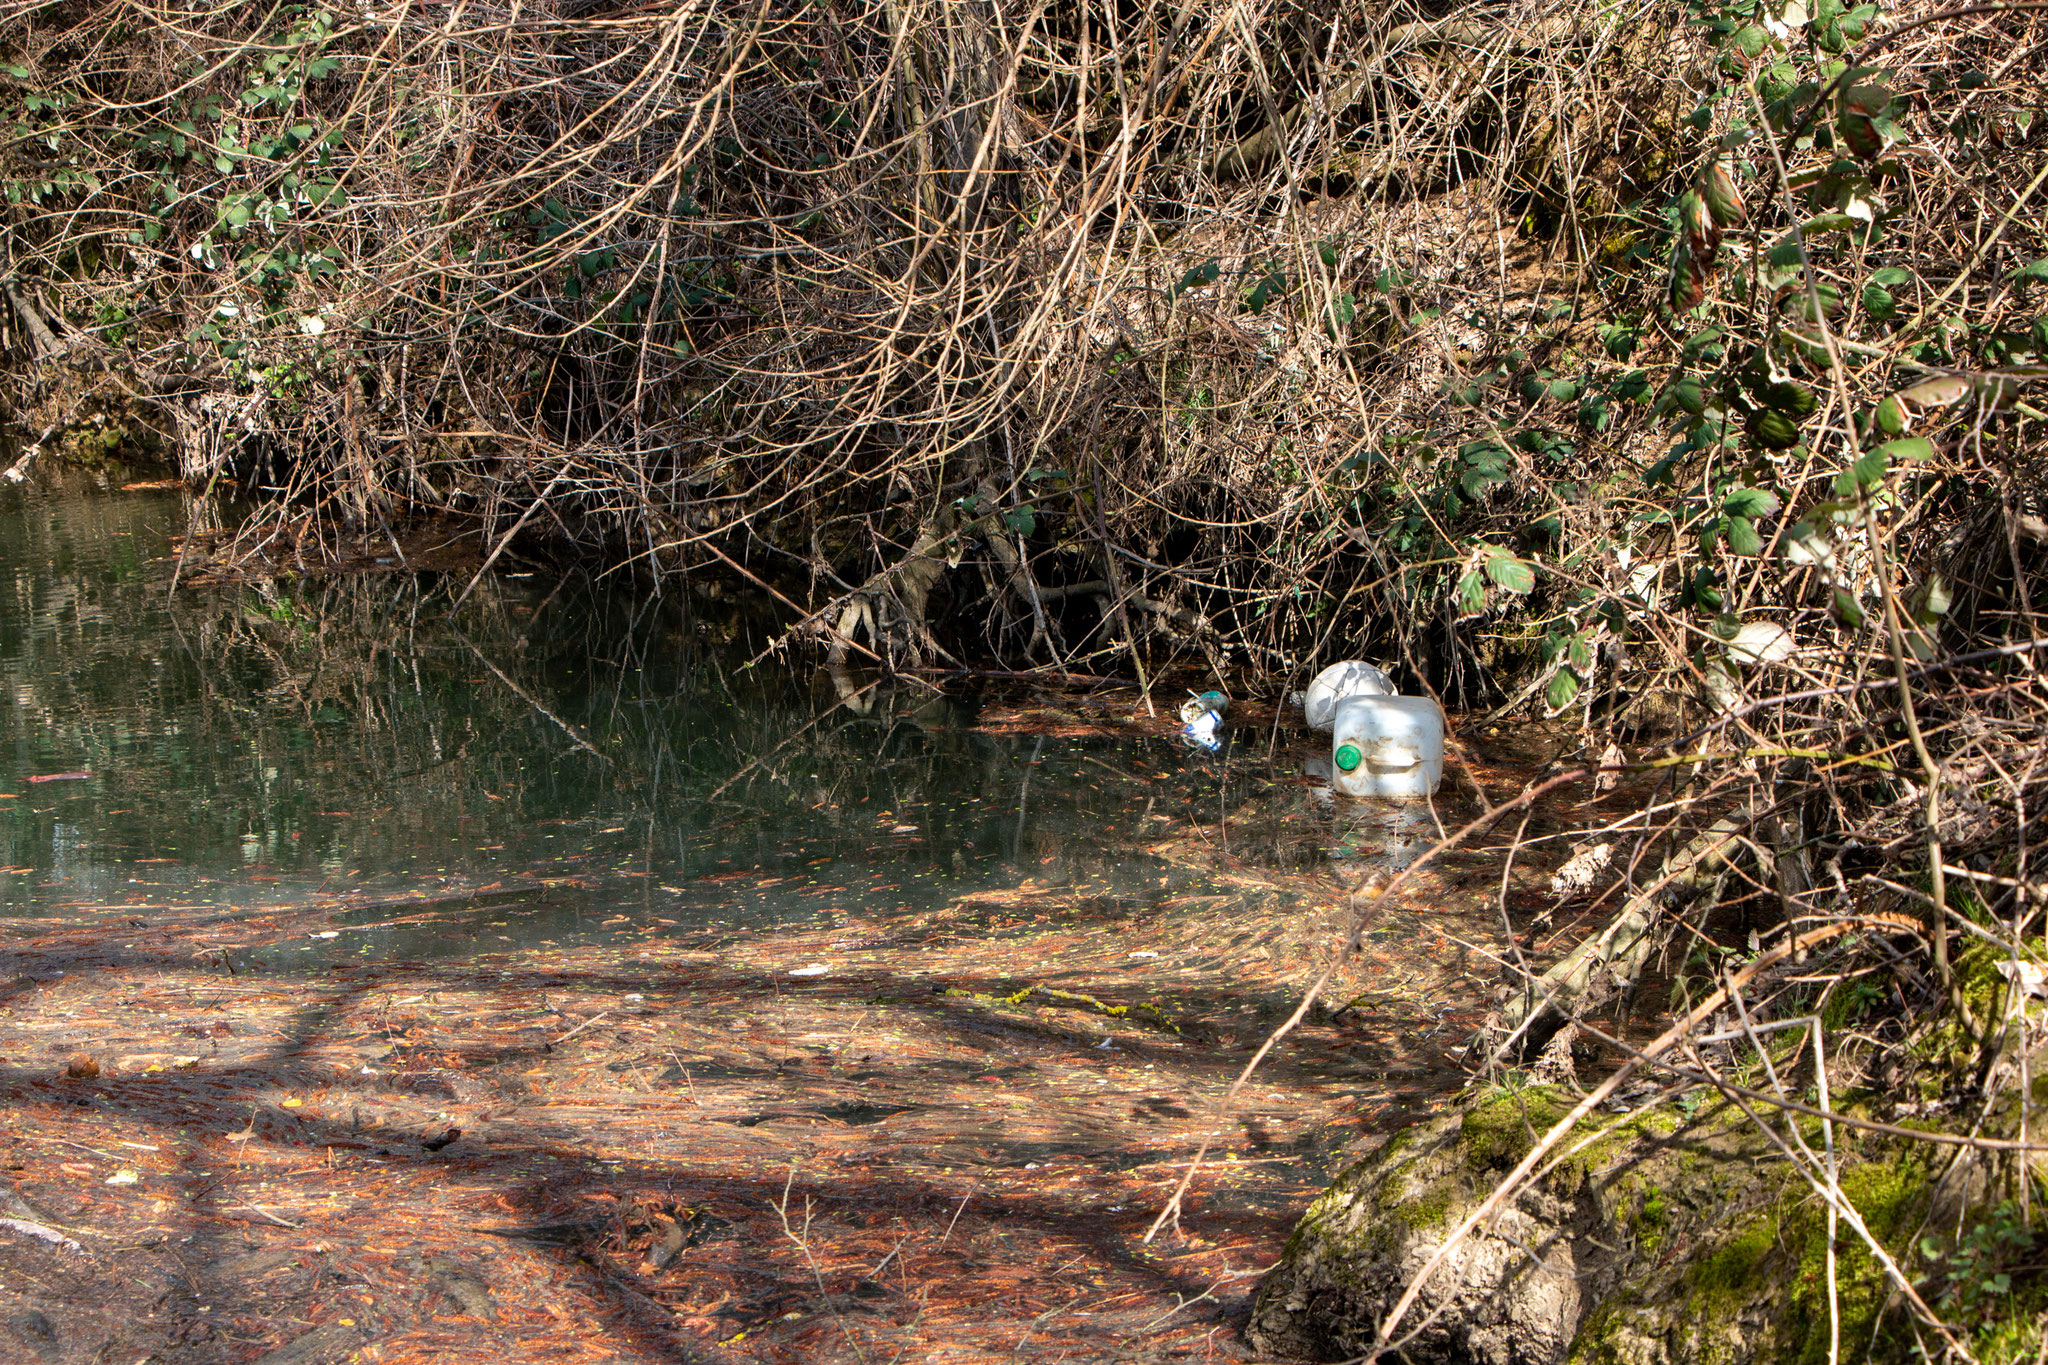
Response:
[1922,1202,2038,1335]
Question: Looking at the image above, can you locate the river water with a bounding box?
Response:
[0,479,1434,956]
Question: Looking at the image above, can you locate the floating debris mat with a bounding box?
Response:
[0,804,1520,1363]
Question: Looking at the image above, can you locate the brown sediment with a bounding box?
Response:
[0,811,1523,1364]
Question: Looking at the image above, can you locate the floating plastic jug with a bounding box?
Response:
[1303,661,1395,730]
[1330,695,1444,798]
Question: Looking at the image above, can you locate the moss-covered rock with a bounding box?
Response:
[1248,1086,1963,1364]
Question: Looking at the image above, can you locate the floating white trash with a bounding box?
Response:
[1303,661,1395,730]
[1330,694,1445,798]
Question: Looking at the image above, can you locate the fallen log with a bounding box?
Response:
[1497,816,1741,1061]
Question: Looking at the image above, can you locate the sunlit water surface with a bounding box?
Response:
[0,481,1426,959]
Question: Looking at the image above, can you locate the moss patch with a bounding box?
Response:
[1461,1083,1575,1169]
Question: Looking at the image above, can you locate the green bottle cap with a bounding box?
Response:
[1334,743,1362,772]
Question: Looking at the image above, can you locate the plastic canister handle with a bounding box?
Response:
[1333,743,1362,772]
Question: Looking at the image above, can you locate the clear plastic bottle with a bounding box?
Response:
[1330,695,1444,798]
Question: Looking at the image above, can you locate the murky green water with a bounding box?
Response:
[0,481,1419,952]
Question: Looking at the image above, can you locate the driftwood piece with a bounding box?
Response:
[1500,817,1740,1059]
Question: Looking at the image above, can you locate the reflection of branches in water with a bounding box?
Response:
[3,484,1287,897]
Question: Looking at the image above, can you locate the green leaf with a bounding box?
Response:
[1666,374,1706,416]
[1865,395,1906,437]
[1003,505,1037,536]
[2010,259,2048,284]
[1862,282,1896,320]
[215,154,235,173]
[1877,435,1934,461]
[1455,570,1487,615]
[1723,486,1781,519]
[1546,667,1583,711]
[1731,23,1770,57]
[1485,552,1536,594]
[1724,515,1763,556]
[1834,448,1889,496]
[1833,587,1866,628]
[1171,259,1221,299]
[1597,322,1639,360]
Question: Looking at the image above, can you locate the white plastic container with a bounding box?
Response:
[1303,661,1395,730]
[1330,695,1445,798]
